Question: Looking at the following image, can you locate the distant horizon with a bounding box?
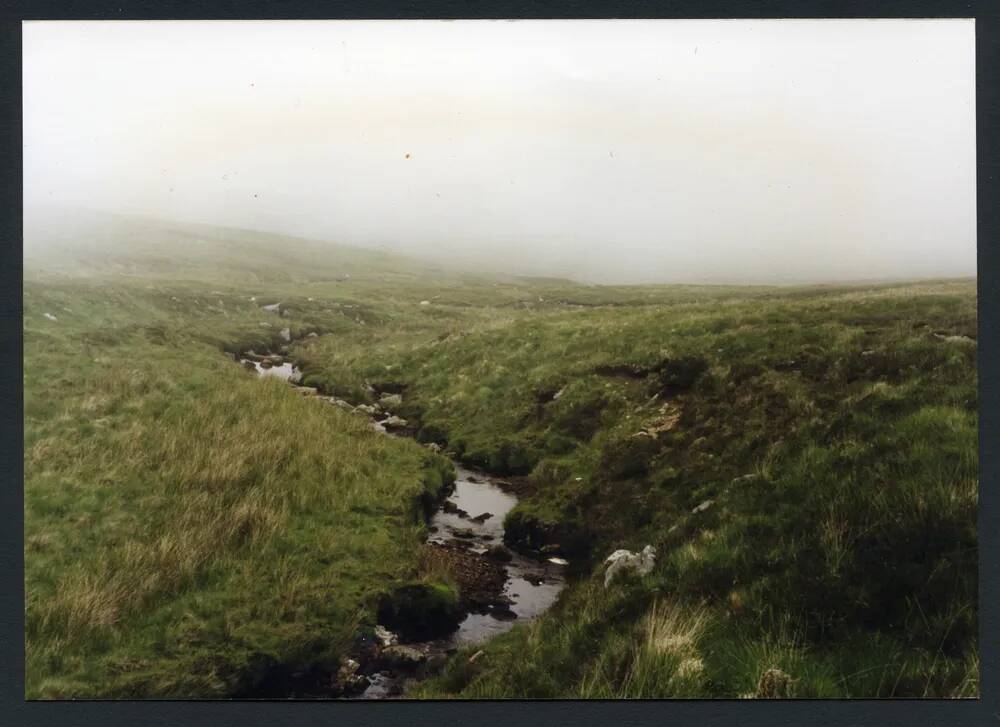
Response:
[24,202,977,288]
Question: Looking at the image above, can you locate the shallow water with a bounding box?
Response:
[355,467,567,699]
[242,356,565,698]
[424,467,566,647]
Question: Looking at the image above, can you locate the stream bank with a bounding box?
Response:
[234,350,567,698]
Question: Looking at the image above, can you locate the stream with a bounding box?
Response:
[237,353,566,698]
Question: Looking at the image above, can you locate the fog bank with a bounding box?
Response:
[23,20,976,284]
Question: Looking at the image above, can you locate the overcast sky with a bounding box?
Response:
[23,19,976,284]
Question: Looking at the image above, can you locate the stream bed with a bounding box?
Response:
[238,352,566,698]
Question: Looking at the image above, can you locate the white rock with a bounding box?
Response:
[547,557,569,566]
[692,500,713,514]
[419,300,431,306]
[604,545,656,587]
[43,312,57,321]
[279,327,291,342]
[374,625,397,646]
[382,415,408,429]
[379,393,403,408]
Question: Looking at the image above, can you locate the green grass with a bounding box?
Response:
[24,278,456,697]
[24,212,978,698]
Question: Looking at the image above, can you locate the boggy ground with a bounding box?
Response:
[24,213,978,698]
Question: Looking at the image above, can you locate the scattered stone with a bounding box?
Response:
[307,332,318,338]
[292,386,318,396]
[604,545,656,587]
[374,625,398,647]
[419,300,431,306]
[279,327,291,342]
[43,312,58,321]
[441,501,470,518]
[242,360,257,372]
[379,393,403,408]
[552,386,566,401]
[547,557,569,566]
[337,657,369,695]
[539,544,562,555]
[381,645,426,668]
[329,398,353,410]
[259,359,273,369]
[259,322,271,328]
[263,302,281,312]
[468,650,486,664]
[469,512,493,524]
[354,404,379,416]
[692,499,714,514]
[426,442,443,453]
[452,528,476,539]
[382,415,409,429]
[731,474,760,486]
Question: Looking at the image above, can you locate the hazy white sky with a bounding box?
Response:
[23,19,976,283]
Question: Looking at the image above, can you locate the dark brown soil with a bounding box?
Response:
[422,542,508,610]
[492,474,536,498]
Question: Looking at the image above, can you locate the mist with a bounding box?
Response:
[23,19,976,285]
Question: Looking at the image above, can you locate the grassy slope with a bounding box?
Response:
[24,219,460,698]
[25,212,978,698]
[297,281,979,698]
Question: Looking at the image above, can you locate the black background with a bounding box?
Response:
[0,2,996,725]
